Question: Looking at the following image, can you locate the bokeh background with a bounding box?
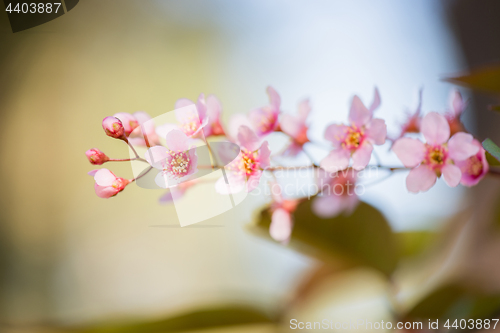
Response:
[1,0,500,332]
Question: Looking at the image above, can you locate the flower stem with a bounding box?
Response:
[109,157,148,163]
[129,166,153,182]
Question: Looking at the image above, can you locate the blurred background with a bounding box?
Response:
[1,0,500,332]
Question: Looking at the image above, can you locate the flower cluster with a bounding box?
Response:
[85,87,490,242]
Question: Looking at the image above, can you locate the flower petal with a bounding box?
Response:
[94,169,116,186]
[324,124,348,148]
[88,169,99,177]
[237,125,260,151]
[366,118,387,145]
[94,184,117,198]
[270,208,293,242]
[258,141,271,169]
[349,95,371,126]
[392,138,425,168]
[215,174,245,194]
[298,99,311,121]
[269,181,283,203]
[196,93,207,121]
[280,114,301,137]
[450,89,465,116]
[320,149,350,173]
[175,103,199,125]
[448,132,480,161]
[227,114,252,141]
[421,112,450,144]
[159,191,174,204]
[267,86,281,110]
[155,171,169,189]
[165,129,189,152]
[175,98,194,110]
[456,139,488,187]
[369,87,381,113]
[246,171,263,192]
[312,195,344,218]
[352,142,373,170]
[145,146,169,169]
[442,164,461,188]
[406,165,437,193]
[155,123,178,140]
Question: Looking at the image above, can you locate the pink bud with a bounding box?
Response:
[114,113,139,136]
[85,148,109,165]
[102,116,125,139]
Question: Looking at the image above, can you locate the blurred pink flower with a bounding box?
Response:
[321,89,386,172]
[85,148,109,165]
[445,89,466,136]
[281,99,311,156]
[102,116,125,139]
[269,181,299,243]
[145,129,198,188]
[113,112,139,136]
[454,139,489,187]
[173,93,224,137]
[128,111,160,147]
[215,126,271,193]
[394,89,423,140]
[248,86,281,136]
[392,112,479,193]
[88,169,129,198]
[312,168,359,218]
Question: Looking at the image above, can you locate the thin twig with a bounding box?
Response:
[129,166,153,182]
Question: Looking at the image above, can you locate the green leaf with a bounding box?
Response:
[77,305,275,333]
[483,138,500,163]
[251,201,398,276]
[444,64,500,94]
[396,231,435,258]
[485,151,500,166]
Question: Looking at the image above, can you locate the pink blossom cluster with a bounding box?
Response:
[85,87,489,243]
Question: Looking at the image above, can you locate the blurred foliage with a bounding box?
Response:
[445,64,500,93]
[396,231,435,258]
[406,284,500,321]
[250,200,398,277]
[73,305,276,333]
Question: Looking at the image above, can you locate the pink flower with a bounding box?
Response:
[129,111,160,147]
[321,89,386,172]
[395,89,423,140]
[162,94,217,138]
[85,148,109,165]
[281,99,311,156]
[444,89,466,136]
[88,169,129,198]
[215,126,271,193]
[392,112,479,193]
[312,168,359,218]
[268,181,298,243]
[248,86,281,136]
[145,129,198,188]
[102,116,125,139]
[454,139,489,187]
[203,94,225,137]
[113,112,139,136]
